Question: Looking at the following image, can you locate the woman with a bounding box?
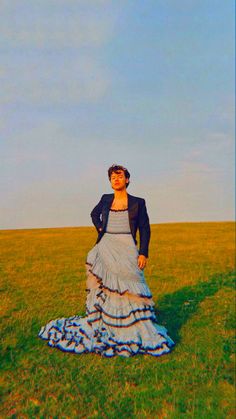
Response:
[38,164,175,357]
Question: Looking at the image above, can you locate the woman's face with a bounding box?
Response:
[110,170,129,191]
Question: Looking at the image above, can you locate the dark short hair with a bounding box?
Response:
[108,164,130,188]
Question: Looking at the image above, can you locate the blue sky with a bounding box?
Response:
[1,0,235,229]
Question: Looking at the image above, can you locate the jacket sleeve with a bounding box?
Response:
[90,195,104,232]
[138,199,151,258]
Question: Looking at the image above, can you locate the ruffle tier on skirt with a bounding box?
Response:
[38,232,175,357]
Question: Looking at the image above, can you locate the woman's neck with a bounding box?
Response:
[110,190,128,210]
[114,190,128,200]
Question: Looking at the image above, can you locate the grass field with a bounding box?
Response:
[0,221,235,418]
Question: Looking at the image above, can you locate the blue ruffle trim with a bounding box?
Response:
[38,251,175,357]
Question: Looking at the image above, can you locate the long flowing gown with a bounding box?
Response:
[38,209,175,357]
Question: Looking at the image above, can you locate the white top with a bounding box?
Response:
[105,209,131,234]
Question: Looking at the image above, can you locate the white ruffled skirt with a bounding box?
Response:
[38,232,175,357]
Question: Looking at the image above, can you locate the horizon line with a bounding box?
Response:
[1,220,235,232]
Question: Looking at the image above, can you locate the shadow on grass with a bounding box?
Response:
[154,269,235,344]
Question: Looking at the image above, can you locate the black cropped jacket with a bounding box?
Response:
[90,193,151,258]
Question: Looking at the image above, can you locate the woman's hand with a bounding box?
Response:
[138,255,147,270]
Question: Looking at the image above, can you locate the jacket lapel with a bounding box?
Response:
[101,195,113,229]
[127,194,138,232]
[128,193,138,214]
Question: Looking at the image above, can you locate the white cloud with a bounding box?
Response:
[1,55,110,105]
[205,132,234,149]
[0,0,114,106]
[0,1,113,49]
[0,15,113,49]
[146,159,234,223]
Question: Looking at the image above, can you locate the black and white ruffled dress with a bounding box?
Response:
[38,208,175,357]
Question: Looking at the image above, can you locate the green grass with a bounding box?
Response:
[0,222,235,418]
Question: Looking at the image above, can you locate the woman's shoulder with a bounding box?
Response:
[129,194,144,201]
[128,193,146,203]
[100,193,113,200]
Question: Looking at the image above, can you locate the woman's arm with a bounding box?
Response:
[90,195,104,232]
